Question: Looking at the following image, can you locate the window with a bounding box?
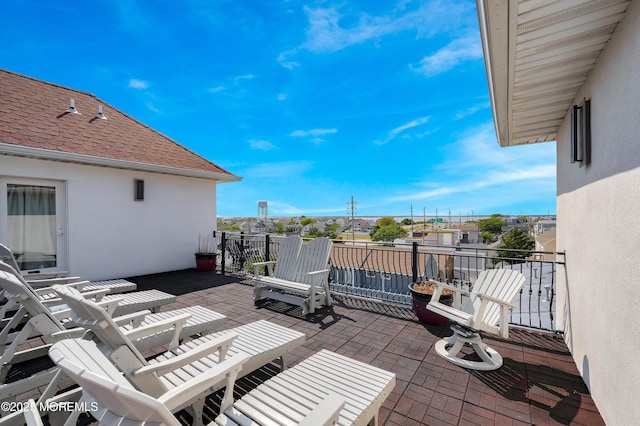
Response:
[571,99,591,166]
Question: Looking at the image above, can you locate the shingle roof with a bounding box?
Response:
[0,69,239,180]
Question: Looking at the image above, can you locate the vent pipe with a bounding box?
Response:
[65,98,80,114]
[95,105,107,119]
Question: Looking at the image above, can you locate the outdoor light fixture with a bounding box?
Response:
[571,98,591,166]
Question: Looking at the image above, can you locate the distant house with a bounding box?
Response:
[477,1,638,423]
[533,229,556,261]
[0,69,240,280]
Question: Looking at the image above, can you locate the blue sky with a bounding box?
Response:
[1,0,556,218]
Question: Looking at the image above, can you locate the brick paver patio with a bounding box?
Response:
[117,269,603,426]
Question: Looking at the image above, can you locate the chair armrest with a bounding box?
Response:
[123,312,191,349]
[113,310,152,328]
[299,393,345,426]
[159,352,250,414]
[253,261,276,277]
[27,277,85,289]
[307,268,330,277]
[429,279,470,309]
[49,327,87,340]
[475,292,517,310]
[132,331,238,377]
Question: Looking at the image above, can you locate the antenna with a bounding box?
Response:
[66,98,80,114]
[95,105,107,119]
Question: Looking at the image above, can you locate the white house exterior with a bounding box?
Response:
[477,1,639,424]
[0,70,240,280]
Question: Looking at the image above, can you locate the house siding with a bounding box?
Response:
[1,156,216,280]
[555,1,640,424]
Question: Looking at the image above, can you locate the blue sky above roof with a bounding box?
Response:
[1,0,556,217]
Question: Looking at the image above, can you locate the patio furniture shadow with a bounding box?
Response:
[470,358,587,425]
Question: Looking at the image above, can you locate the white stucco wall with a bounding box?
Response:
[1,156,218,280]
[555,2,640,424]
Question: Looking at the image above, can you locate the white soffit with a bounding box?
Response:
[478,0,631,146]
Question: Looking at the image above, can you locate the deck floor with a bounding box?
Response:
[127,269,604,426]
[12,269,604,425]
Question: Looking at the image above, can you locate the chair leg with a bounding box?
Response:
[434,331,504,371]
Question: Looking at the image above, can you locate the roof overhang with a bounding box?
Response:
[0,143,242,183]
[477,0,632,147]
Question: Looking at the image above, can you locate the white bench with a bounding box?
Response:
[253,236,333,315]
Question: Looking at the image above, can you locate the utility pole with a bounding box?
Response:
[410,204,414,234]
[347,196,357,243]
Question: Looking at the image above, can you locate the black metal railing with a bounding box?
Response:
[213,231,564,331]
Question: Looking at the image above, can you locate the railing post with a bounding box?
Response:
[264,234,270,276]
[220,232,226,275]
[412,242,419,284]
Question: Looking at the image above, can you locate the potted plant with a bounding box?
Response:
[409,280,454,325]
[195,234,217,272]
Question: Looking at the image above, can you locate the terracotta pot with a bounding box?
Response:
[195,253,217,271]
[409,283,454,325]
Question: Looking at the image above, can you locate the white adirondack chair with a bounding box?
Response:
[253,236,333,315]
[49,284,306,426]
[0,270,227,406]
[427,269,527,370]
[0,260,175,318]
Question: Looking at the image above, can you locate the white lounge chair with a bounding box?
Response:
[0,270,227,406]
[0,243,137,295]
[0,260,175,318]
[49,284,306,425]
[48,337,248,426]
[49,338,394,426]
[426,269,527,370]
[253,236,333,315]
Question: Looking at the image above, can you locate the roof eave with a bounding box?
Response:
[477,0,512,147]
[0,143,242,183]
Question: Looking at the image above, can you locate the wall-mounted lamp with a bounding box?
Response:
[571,98,591,166]
[134,179,144,201]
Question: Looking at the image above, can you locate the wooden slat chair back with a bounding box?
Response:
[290,237,332,285]
[463,269,527,334]
[272,235,303,281]
[427,268,526,370]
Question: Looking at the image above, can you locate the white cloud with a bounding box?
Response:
[128,79,149,90]
[145,101,161,114]
[289,128,338,137]
[375,116,430,145]
[454,101,491,120]
[233,74,254,81]
[249,139,278,151]
[209,85,225,93]
[385,122,556,207]
[278,93,287,101]
[244,161,313,179]
[411,34,483,77]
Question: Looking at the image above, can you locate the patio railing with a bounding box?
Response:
[213,231,564,332]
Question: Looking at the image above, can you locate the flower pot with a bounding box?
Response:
[409,283,454,325]
[195,253,217,272]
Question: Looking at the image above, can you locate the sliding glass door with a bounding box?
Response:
[1,178,66,274]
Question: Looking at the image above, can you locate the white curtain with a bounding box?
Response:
[7,184,57,269]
